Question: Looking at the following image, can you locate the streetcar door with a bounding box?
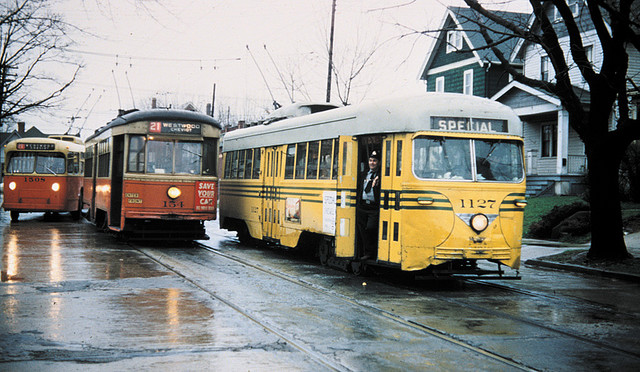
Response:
[378,135,404,264]
[335,136,358,258]
[110,135,124,227]
[261,147,280,241]
[90,144,97,220]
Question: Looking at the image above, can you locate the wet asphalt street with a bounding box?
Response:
[1,209,640,371]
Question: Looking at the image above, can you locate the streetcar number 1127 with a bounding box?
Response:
[460,199,496,208]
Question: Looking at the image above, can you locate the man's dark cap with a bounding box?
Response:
[369,150,380,161]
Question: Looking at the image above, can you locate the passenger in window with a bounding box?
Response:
[356,150,381,260]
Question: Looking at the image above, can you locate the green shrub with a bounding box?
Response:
[528,201,589,239]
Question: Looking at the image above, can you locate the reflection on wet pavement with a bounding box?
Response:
[0,213,325,370]
[117,288,214,345]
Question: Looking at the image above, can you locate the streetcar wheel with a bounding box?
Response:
[10,211,19,222]
[71,193,82,221]
[318,237,333,266]
[351,260,366,276]
[236,224,253,245]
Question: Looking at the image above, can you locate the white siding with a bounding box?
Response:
[522,30,603,88]
[568,126,584,155]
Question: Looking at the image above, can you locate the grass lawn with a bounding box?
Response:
[523,196,640,238]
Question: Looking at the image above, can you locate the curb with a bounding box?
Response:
[525,259,640,283]
[522,238,590,248]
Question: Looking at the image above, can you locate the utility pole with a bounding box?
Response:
[211,83,216,117]
[326,0,336,103]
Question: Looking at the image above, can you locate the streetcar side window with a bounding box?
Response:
[319,140,332,180]
[332,139,339,180]
[202,138,217,176]
[306,141,319,179]
[252,149,261,179]
[6,152,35,174]
[127,135,145,173]
[224,152,232,179]
[97,139,110,177]
[384,140,392,176]
[84,147,94,178]
[295,143,306,179]
[396,140,403,177]
[230,151,239,178]
[285,144,295,179]
[67,152,81,175]
[175,141,201,175]
[244,149,253,179]
[35,153,65,175]
[237,149,246,179]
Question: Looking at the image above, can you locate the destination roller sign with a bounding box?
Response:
[149,121,202,135]
[17,143,56,151]
[431,117,507,133]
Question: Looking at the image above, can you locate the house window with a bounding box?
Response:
[554,1,581,21]
[581,45,594,83]
[541,124,557,157]
[446,30,462,53]
[541,55,550,82]
[463,69,473,95]
[435,76,445,92]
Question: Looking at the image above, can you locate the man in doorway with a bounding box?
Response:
[357,150,381,260]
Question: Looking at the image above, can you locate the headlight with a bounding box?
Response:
[167,186,181,199]
[470,213,489,233]
[51,182,60,192]
[9,181,16,190]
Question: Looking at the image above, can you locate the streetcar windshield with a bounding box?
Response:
[413,136,523,182]
[6,152,66,175]
[129,136,204,175]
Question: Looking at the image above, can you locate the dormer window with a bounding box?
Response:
[446,30,463,53]
[554,1,581,21]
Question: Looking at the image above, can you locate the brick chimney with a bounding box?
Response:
[17,122,25,135]
[152,97,157,108]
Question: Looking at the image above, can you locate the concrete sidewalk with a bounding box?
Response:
[523,231,640,283]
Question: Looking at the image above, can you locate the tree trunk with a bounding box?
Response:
[586,139,632,260]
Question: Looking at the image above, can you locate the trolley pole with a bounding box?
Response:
[326,0,336,103]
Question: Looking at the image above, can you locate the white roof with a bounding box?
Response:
[223,93,522,152]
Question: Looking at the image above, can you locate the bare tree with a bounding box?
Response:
[450,0,640,260]
[327,10,385,106]
[0,0,80,128]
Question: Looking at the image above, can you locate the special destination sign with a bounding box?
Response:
[431,117,507,133]
[17,143,56,151]
[149,121,202,135]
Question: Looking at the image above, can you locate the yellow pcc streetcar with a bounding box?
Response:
[220,93,526,278]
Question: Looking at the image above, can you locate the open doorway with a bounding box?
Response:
[355,135,383,259]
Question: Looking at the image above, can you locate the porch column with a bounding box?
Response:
[555,108,570,195]
[557,108,569,175]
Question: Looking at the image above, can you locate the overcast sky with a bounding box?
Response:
[15,0,529,138]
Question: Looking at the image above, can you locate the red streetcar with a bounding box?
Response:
[82,109,221,240]
[2,136,85,221]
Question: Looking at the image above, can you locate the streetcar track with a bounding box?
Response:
[203,234,640,362]
[191,242,537,371]
[133,244,352,372]
[467,277,638,317]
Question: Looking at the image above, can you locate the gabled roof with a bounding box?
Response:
[1,126,48,148]
[510,1,600,62]
[492,80,590,116]
[419,6,528,79]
